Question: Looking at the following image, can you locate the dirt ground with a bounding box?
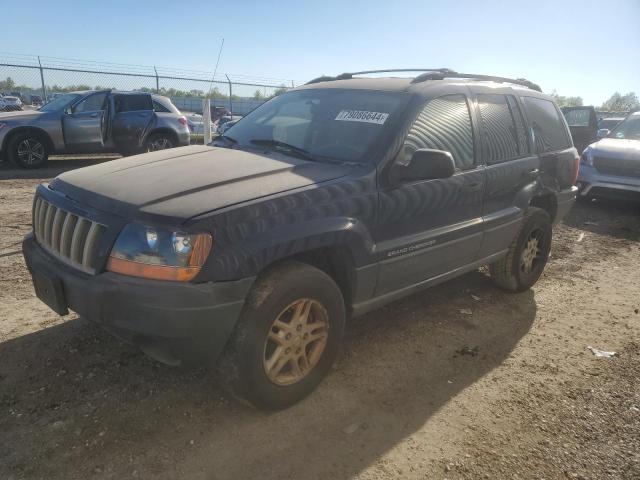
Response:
[1,158,639,480]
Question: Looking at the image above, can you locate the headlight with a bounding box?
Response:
[581,147,594,166]
[106,223,212,281]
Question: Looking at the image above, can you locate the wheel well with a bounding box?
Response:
[530,193,557,222]
[146,128,178,145]
[266,247,355,310]
[2,127,54,154]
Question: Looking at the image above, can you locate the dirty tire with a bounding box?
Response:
[489,207,552,292]
[218,261,345,411]
[7,132,49,169]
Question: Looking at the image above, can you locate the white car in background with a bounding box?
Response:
[0,95,23,111]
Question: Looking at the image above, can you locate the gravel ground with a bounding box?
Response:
[1,157,639,480]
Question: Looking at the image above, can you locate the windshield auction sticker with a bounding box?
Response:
[335,110,389,125]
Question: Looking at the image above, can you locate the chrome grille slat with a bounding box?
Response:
[51,209,66,252]
[32,196,105,274]
[82,223,102,268]
[70,218,90,265]
[59,214,77,258]
[43,204,56,246]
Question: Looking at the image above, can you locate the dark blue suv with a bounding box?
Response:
[22,70,578,409]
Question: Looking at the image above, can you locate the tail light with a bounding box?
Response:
[572,154,580,185]
[178,116,187,126]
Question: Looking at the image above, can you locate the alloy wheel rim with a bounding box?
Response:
[17,138,44,165]
[148,138,172,151]
[263,298,329,386]
[521,229,543,274]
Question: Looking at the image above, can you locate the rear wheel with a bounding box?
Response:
[145,133,174,152]
[489,207,552,292]
[7,132,49,169]
[218,261,345,410]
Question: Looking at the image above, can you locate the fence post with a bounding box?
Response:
[203,98,212,144]
[37,56,47,101]
[225,75,233,115]
[153,66,159,94]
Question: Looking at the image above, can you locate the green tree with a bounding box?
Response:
[0,76,16,90]
[549,90,583,107]
[600,92,639,112]
[253,89,265,100]
[273,85,288,96]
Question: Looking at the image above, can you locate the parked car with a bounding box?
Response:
[561,106,598,154]
[23,70,577,409]
[0,90,190,168]
[0,95,23,111]
[597,116,625,131]
[216,115,242,135]
[577,111,640,200]
[211,105,231,122]
[185,113,216,137]
[30,95,44,107]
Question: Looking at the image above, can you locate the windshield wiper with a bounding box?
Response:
[249,139,318,161]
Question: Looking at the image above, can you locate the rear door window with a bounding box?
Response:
[404,94,475,170]
[114,94,153,113]
[522,97,571,153]
[477,94,530,164]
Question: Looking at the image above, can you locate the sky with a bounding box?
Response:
[2,0,639,105]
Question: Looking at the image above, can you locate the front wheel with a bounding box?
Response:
[7,132,49,169]
[218,261,345,410]
[489,207,552,292]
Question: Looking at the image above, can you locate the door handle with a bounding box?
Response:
[139,112,150,117]
[463,181,482,191]
[89,113,98,118]
[526,168,540,179]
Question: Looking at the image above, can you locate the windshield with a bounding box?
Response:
[609,115,640,140]
[224,89,407,163]
[598,118,623,130]
[39,93,81,112]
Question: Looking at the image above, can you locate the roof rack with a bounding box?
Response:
[306,69,541,92]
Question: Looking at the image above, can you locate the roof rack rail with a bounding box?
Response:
[412,71,541,92]
[306,68,541,92]
[306,68,454,85]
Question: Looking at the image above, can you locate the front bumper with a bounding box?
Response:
[23,234,254,366]
[577,164,640,198]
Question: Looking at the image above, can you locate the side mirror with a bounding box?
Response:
[596,128,610,139]
[393,149,456,183]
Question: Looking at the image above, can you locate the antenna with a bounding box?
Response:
[207,38,225,96]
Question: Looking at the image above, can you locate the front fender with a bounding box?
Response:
[204,216,375,280]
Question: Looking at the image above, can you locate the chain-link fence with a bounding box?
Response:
[0,52,296,115]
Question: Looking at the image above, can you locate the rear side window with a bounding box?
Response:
[522,97,571,153]
[563,108,591,127]
[152,100,170,113]
[114,94,152,113]
[477,94,529,164]
[404,94,475,170]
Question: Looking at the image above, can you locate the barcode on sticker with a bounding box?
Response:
[335,110,389,125]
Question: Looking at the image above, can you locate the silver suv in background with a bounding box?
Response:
[0,90,190,168]
[577,112,640,200]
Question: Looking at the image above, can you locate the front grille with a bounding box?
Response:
[594,156,640,178]
[33,196,106,274]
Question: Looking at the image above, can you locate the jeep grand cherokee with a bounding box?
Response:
[23,69,578,410]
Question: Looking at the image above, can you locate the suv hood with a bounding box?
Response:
[51,145,354,222]
[589,138,640,161]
